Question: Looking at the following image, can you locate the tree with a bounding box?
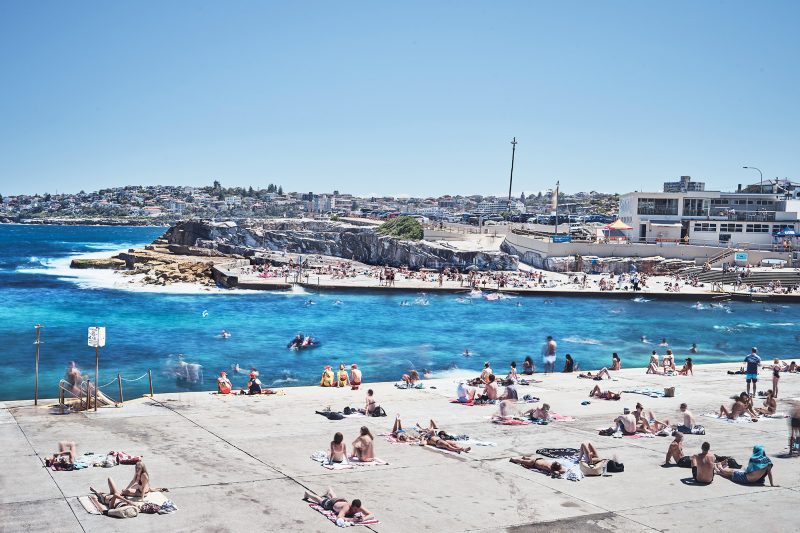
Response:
[213,180,221,190]
[377,216,423,240]
[277,185,283,195]
[248,186,255,197]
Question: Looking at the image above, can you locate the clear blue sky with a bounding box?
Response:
[1,1,798,197]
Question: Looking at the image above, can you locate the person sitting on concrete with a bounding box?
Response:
[90,478,136,512]
[691,442,716,484]
[320,366,335,387]
[579,368,611,380]
[422,432,471,454]
[46,441,77,469]
[675,403,696,433]
[662,350,677,372]
[719,392,758,420]
[633,402,668,433]
[217,371,232,394]
[646,353,664,375]
[509,456,566,478]
[615,413,638,435]
[663,432,688,466]
[610,353,621,371]
[755,390,777,415]
[523,403,551,421]
[678,358,694,376]
[120,461,164,498]
[715,445,775,486]
[352,426,374,462]
[401,369,419,387]
[478,374,499,402]
[303,487,373,525]
[358,389,377,415]
[329,432,347,464]
[590,384,621,400]
[578,441,600,464]
[456,381,476,403]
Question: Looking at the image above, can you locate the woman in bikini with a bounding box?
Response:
[90,479,135,511]
[121,461,163,498]
[755,390,777,415]
[329,432,347,463]
[589,384,621,400]
[336,364,349,388]
[509,456,566,478]
[678,358,694,376]
[610,353,621,371]
[352,427,374,462]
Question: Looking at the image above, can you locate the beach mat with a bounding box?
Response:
[78,495,104,515]
[491,418,530,425]
[322,458,389,470]
[309,503,379,526]
[703,413,759,424]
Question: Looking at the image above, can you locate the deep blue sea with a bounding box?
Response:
[1,224,800,401]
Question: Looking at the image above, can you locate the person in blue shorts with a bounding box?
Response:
[743,347,761,397]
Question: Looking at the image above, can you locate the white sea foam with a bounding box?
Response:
[563,336,603,345]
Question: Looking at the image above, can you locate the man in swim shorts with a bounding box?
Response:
[303,488,372,525]
[691,442,716,484]
[744,347,761,397]
[542,336,557,374]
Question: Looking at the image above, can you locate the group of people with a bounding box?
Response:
[216,368,277,395]
[320,363,362,389]
[327,426,376,463]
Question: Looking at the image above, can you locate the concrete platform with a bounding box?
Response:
[1,363,797,532]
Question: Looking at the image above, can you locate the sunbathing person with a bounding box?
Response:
[329,432,347,463]
[390,415,425,442]
[678,358,694,376]
[646,353,663,375]
[217,371,232,394]
[663,432,687,466]
[120,461,164,497]
[610,353,621,371]
[352,426,375,462]
[675,403,696,433]
[719,392,758,420]
[633,402,668,433]
[401,369,420,386]
[510,456,566,478]
[456,381,476,403]
[662,349,677,372]
[422,432,471,454]
[589,384,621,400]
[715,445,775,486]
[755,390,777,415]
[523,403,551,421]
[478,374,499,401]
[691,442,716,484]
[578,441,600,464]
[578,368,611,380]
[303,488,373,525]
[46,441,77,468]
[358,389,377,415]
[89,478,136,511]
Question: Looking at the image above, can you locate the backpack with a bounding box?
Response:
[343,406,354,415]
[607,460,624,473]
[370,406,386,417]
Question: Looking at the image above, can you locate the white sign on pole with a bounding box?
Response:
[88,327,106,348]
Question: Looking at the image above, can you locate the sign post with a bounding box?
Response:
[34,324,43,406]
[88,327,106,412]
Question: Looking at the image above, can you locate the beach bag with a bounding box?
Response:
[607,460,624,473]
[691,425,706,435]
[343,406,354,415]
[579,459,605,476]
[370,406,386,417]
[664,387,675,397]
[107,505,139,519]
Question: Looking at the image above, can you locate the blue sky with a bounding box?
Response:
[0,1,798,197]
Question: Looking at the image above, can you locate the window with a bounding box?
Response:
[637,198,678,215]
[745,224,770,233]
[683,198,709,216]
[693,223,717,232]
[720,223,742,232]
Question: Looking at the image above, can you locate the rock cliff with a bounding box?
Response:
[162,220,518,271]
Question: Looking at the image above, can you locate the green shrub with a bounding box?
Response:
[378,216,423,240]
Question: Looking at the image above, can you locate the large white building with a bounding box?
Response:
[619,187,800,248]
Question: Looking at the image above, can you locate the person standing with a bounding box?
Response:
[744,347,761,397]
[542,336,557,374]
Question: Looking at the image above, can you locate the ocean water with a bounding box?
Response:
[1,224,800,401]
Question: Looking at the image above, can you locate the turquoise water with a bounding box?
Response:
[1,224,799,401]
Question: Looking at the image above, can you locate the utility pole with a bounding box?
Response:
[34,324,42,406]
[553,181,560,235]
[507,137,517,215]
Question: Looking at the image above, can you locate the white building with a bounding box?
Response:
[619,187,800,248]
[474,200,525,215]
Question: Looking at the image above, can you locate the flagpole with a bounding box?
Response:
[553,181,560,235]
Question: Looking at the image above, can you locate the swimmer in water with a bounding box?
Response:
[659,338,668,346]
[422,369,433,379]
[690,343,698,354]
[220,329,231,338]
[305,299,315,306]
[202,310,209,318]
[640,335,648,343]
[463,348,471,357]
[333,300,343,306]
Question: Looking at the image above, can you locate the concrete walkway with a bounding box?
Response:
[1,363,798,532]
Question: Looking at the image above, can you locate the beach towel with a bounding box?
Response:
[624,433,655,439]
[536,448,580,460]
[77,490,171,515]
[78,495,104,515]
[703,413,758,424]
[395,382,424,389]
[450,399,475,406]
[322,458,390,470]
[491,417,530,425]
[762,412,788,419]
[622,388,666,398]
[309,503,379,526]
[550,413,576,422]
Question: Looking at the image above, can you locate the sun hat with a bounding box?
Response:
[351,363,358,368]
